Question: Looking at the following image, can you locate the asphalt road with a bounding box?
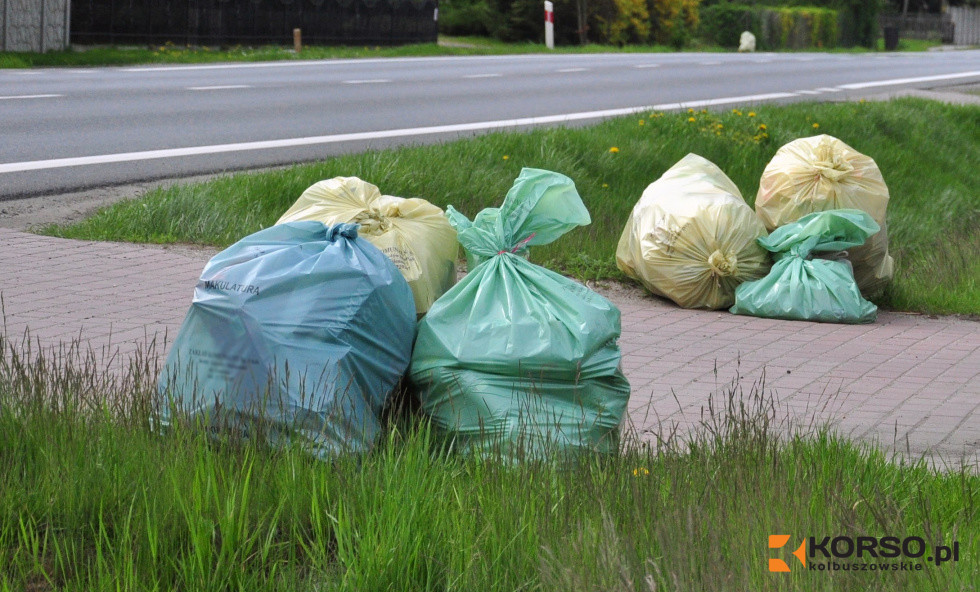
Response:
[1,50,979,200]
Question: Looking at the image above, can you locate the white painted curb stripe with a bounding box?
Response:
[0,91,798,174]
[838,71,980,90]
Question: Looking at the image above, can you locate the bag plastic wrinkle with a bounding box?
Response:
[277,177,458,314]
[756,134,894,296]
[616,153,771,310]
[730,209,879,324]
[409,168,632,461]
[156,221,416,456]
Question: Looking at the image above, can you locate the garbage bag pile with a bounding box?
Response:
[410,168,632,461]
[730,210,879,324]
[157,130,896,460]
[755,135,894,296]
[156,221,416,456]
[616,154,771,310]
[277,177,458,315]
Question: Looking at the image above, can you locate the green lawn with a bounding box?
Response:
[0,37,711,69]
[1,331,976,591]
[43,99,980,315]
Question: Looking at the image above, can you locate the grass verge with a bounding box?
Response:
[1,329,977,591]
[0,34,940,69]
[0,36,712,69]
[44,98,980,315]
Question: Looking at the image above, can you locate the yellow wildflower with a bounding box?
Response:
[813,123,820,129]
[502,155,509,160]
[602,183,609,188]
[633,467,650,476]
[759,123,767,130]
[639,119,645,126]
[748,112,756,117]
[687,108,695,114]
[609,147,620,154]
[688,117,696,123]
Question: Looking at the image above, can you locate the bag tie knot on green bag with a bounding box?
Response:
[447,167,592,268]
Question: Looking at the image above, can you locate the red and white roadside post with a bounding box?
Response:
[544,1,555,49]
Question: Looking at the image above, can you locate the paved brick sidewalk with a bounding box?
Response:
[2,228,978,465]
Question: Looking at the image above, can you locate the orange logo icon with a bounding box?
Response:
[769,535,807,572]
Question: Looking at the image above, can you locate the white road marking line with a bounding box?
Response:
[463,73,502,79]
[633,64,660,69]
[837,70,980,90]
[0,94,63,100]
[699,61,723,66]
[795,90,822,95]
[187,85,251,90]
[815,87,842,92]
[0,91,799,175]
[557,68,588,72]
[342,79,391,84]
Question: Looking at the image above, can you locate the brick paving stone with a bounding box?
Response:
[2,228,979,467]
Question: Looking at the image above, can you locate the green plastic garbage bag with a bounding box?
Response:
[730,209,879,324]
[409,168,632,460]
[156,221,416,456]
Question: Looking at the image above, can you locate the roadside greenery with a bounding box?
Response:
[0,37,721,69]
[45,99,980,316]
[1,329,976,591]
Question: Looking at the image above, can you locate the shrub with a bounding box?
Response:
[594,0,651,45]
[439,0,495,36]
[647,0,700,46]
[698,3,761,48]
[700,4,840,49]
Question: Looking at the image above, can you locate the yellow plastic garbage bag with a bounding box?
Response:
[755,134,894,296]
[277,177,458,315]
[616,154,771,310]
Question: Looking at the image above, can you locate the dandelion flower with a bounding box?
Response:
[759,123,767,130]
[748,112,756,117]
[502,155,509,160]
[609,147,620,153]
[602,183,609,188]
[688,108,695,114]
[688,117,696,123]
[633,468,650,476]
[813,123,820,129]
[639,119,645,126]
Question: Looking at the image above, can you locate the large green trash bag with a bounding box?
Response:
[729,209,879,324]
[409,168,632,460]
[156,221,416,456]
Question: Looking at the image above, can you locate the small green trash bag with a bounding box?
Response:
[730,209,879,324]
[409,168,632,461]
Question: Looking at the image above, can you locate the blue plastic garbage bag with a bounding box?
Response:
[729,209,879,324]
[409,168,632,461]
[156,221,416,455]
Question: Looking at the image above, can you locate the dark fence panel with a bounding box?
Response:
[879,13,954,43]
[70,0,439,46]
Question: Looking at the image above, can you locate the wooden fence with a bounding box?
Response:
[950,6,980,46]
